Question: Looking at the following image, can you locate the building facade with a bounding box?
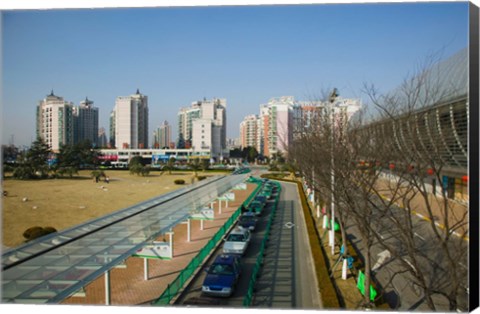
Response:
[356,48,468,202]
[178,98,227,159]
[36,91,75,151]
[192,118,213,151]
[99,147,211,167]
[254,96,296,157]
[294,98,362,139]
[177,104,201,148]
[98,127,108,148]
[153,120,172,149]
[73,97,99,146]
[241,96,362,158]
[112,89,149,149]
[239,114,260,151]
[227,137,241,150]
[108,111,116,148]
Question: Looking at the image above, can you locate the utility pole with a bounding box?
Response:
[329,88,338,256]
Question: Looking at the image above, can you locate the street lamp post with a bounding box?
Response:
[312,168,316,214]
[329,88,338,256]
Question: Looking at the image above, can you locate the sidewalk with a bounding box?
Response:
[61,183,257,306]
[305,176,469,310]
[375,178,469,240]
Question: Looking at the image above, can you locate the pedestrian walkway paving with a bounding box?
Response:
[375,178,469,240]
[61,183,257,306]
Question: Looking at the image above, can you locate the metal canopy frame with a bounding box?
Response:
[2,173,248,303]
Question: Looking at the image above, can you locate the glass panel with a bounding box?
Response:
[22,266,69,281]
[20,244,54,255]
[18,255,68,268]
[2,250,31,265]
[2,280,42,299]
[52,267,96,282]
[2,173,249,303]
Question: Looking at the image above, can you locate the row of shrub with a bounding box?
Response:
[23,226,57,242]
[173,176,208,185]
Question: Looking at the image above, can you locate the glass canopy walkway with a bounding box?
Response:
[1,172,249,304]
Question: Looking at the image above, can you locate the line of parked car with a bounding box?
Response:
[201,179,277,297]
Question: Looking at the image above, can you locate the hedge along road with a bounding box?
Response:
[174,180,322,309]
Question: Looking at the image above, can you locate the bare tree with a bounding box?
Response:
[358,50,469,311]
[289,91,384,307]
[291,49,468,310]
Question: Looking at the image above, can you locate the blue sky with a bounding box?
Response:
[1,1,469,146]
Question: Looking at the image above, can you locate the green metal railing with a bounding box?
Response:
[243,181,282,306]
[152,179,263,305]
[243,179,264,209]
[152,207,242,305]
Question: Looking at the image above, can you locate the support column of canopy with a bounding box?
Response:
[105,270,111,305]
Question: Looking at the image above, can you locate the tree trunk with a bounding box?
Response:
[364,240,372,307]
[340,221,348,257]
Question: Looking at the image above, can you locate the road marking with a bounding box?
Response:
[284,222,295,229]
[402,257,417,273]
[414,232,425,241]
[434,221,445,230]
[379,193,467,241]
[372,250,391,271]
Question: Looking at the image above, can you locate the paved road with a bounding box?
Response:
[174,184,280,307]
[252,181,321,309]
[345,195,469,311]
[175,180,322,309]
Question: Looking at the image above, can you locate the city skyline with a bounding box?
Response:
[1,1,469,147]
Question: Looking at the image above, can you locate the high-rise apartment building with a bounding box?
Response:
[36,91,75,151]
[98,127,108,148]
[262,96,296,157]
[177,104,201,148]
[73,97,99,146]
[178,98,227,159]
[109,111,115,148]
[241,96,361,158]
[111,89,149,149]
[153,120,172,149]
[259,105,269,157]
[240,114,260,151]
[294,98,362,139]
[192,118,213,150]
[227,138,241,150]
